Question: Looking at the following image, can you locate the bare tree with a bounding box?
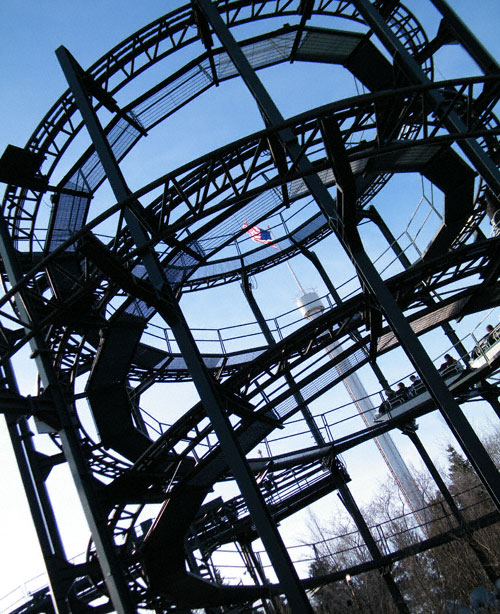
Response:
[306,434,500,613]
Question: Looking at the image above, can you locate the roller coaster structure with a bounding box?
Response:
[1,1,500,612]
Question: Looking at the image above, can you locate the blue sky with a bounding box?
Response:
[1,0,500,606]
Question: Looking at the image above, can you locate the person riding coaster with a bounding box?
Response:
[374,357,464,422]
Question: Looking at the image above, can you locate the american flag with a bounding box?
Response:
[242,221,279,249]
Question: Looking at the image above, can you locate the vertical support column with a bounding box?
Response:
[295,241,391,390]
[429,0,500,74]
[479,387,500,420]
[195,0,500,515]
[184,545,223,614]
[354,250,500,510]
[56,46,313,613]
[367,206,470,366]
[401,424,498,583]
[2,364,72,614]
[240,272,274,347]
[402,425,462,526]
[241,263,410,610]
[337,481,410,614]
[291,242,342,306]
[239,541,278,614]
[359,213,499,502]
[0,221,136,614]
[241,265,413,609]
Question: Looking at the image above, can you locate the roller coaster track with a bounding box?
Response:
[2,1,500,612]
[3,235,500,609]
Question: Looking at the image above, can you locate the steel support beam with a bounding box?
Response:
[429,0,500,75]
[403,426,462,525]
[480,388,500,421]
[56,45,313,613]
[241,266,413,607]
[367,205,470,367]
[338,481,410,613]
[2,363,72,614]
[194,0,500,513]
[354,249,500,508]
[296,241,391,390]
[291,242,343,306]
[352,0,500,197]
[402,424,498,584]
[239,541,277,614]
[240,271,275,347]
[192,5,413,610]
[0,217,136,614]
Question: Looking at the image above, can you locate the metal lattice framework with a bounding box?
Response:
[1,1,500,613]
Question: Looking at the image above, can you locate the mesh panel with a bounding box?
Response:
[46,34,297,254]
[132,264,147,279]
[167,357,189,370]
[135,62,213,127]
[164,237,206,286]
[134,33,295,128]
[125,298,155,319]
[203,357,224,369]
[48,118,140,252]
[271,346,367,420]
[292,211,327,243]
[239,32,295,72]
[369,144,441,172]
[225,349,265,365]
[48,192,89,251]
[187,210,328,282]
[165,250,199,284]
[377,299,468,353]
[296,30,362,62]
[175,168,334,279]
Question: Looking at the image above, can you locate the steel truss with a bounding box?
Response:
[1,1,500,613]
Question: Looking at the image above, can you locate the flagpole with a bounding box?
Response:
[264,225,306,296]
[281,245,306,295]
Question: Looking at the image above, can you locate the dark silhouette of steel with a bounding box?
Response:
[1,2,500,613]
[56,43,312,614]
[401,423,499,584]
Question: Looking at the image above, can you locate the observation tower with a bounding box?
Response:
[1,1,500,613]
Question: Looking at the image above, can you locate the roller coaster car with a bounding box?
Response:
[373,363,465,423]
[470,326,500,369]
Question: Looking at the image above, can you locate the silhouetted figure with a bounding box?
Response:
[408,374,422,397]
[379,388,395,416]
[396,381,409,402]
[439,353,457,370]
[486,324,499,346]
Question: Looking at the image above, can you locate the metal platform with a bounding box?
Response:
[1,2,500,613]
